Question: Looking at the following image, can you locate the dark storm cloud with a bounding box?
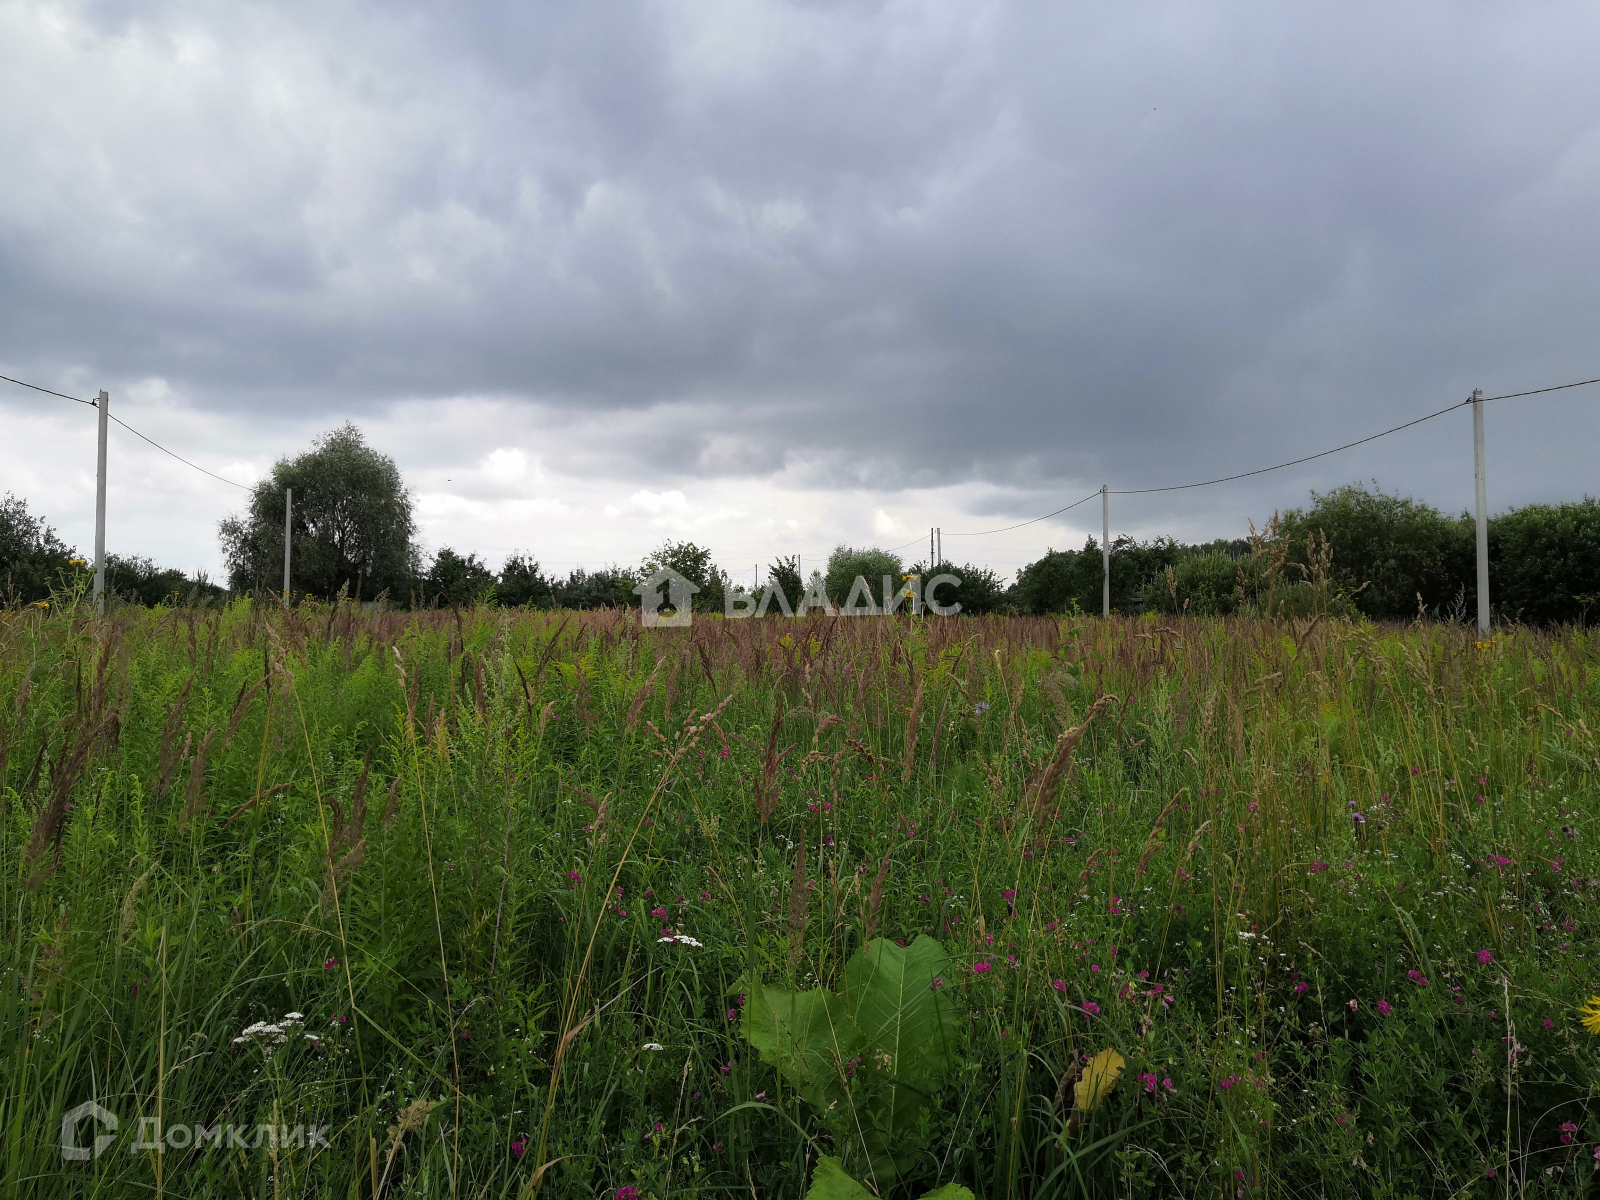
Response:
[3,0,1598,534]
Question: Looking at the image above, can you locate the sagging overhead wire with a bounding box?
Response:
[0,372,252,491]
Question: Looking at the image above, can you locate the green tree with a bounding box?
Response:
[218,423,418,602]
[423,547,495,607]
[0,493,79,604]
[1485,497,1600,625]
[551,566,637,609]
[640,540,726,613]
[824,546,905,608]
[1276,482,1466,619]
[764,555,803,613]
[497,552,553,608]
[908,556,1008,615]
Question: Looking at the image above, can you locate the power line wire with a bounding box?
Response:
[1110,398,1469,495]
[1482,376,1600,402]
[943,490,1102,537]
[0,373,94,406]
[107,413,252,491]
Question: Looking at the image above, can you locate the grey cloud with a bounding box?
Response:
[2,0,1598,549]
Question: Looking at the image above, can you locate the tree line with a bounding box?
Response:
[3,423,1595,624]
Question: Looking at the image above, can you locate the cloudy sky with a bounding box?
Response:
[3,0,1598,586]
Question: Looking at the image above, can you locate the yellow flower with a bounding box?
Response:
[31,600,49,609]
[69,558,86,566]
[1579,996,1600,1034]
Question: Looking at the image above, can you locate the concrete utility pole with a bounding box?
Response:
[936,527,941,566]
[1101,485,1110,618]
[1472,389,1490,637]
[93,390,108,617]
[283,487,293,607]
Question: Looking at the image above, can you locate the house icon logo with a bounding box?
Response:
[633,568,699,628]
[61,1100,117,1160]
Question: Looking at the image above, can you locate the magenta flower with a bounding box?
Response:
[973,961,992,975]
[1376,1000,1392,1017]
[1407,970,1429,988]
[616,1189,640,1200]
[1082,1001,1101,1016]
[1560,1122,1578,1145]
[1294,982,1309,995]
[1052,979,1067,994]
[1476,949,1494,965]
[511,1137,527,1159]
[1139,1072,1157,1093]
[323,958,338,970]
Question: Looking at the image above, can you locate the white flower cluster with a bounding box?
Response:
[657,934,704,947]
[232,1011,312,1049]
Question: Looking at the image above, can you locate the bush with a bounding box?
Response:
[0,493,78,604]
[1486,497,1600,625]
[105,554,224,607]
[497,552,554,608]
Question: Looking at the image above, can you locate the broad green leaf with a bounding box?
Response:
[843,935,960,1096]
[741,983,864,1111]
[803,1155,874,1200]
[919,1184,977,1200]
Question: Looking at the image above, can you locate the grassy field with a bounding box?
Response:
[2,600,1598,1198]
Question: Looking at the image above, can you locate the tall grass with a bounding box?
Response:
[1,600,1597,1197]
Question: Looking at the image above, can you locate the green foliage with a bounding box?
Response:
[3,605,1599,1198]
[824,546,905,609]
[1276,482,1467,619]
[549,565,636,609]
[104,553,224,607]
[217,422,417,601]
[741,936,960,1185]
[765,554,804,613]
[497,552,555,608]
[0,492,78,604]
[909,559,1009,615]
[803,1154,975,1200]
[1008,537,1178,615]
[1142,552,1244,616]
[640,539,727,612]
[1487,496,1600,625]
[423,547,496,606]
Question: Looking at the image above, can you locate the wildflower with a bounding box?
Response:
[642,1042,664,1051]
[1376,1000,1392,1017]
[1139,1072,1157,1093]
[931,977,945,990]
[1309,861,1329,874]
[323,958,338,969]
[754,1092,766,1101]
[973,961,992,975]
[330,1014,348,1025]
[1348,999,1359,1012]
[1052,979,1067,994]
[974,701,990,715]
[651,907,667,919]
[1220,1075,1239,1091]
[1162,1078,1174,1090]
[1082,1001,1101,1016]
[1560,1122,1578,1145]
[616,1188,640,1200]
[1578,996,1600,1033]
[657,934,704,947]
[511,1136,527,1158]
[1476,949,1494,965]
[1294,982,1309,995]
[1407,970,1429,988]
[1543,1019,1554,1029]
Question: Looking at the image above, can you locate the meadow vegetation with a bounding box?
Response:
[2,591,1599,1198]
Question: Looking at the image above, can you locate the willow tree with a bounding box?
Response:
[218,423,417,602]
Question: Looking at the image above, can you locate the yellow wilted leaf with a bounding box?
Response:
[1074,1048,1125,1113]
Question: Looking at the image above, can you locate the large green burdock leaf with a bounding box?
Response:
[844,935,960,1095]
[740,982,864,1111]
[802,1155,976,1200]
[841,936,962,1183]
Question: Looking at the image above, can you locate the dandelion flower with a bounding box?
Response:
[1578,996,1600,1034]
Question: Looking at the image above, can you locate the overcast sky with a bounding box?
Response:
[3,0,1598,586]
